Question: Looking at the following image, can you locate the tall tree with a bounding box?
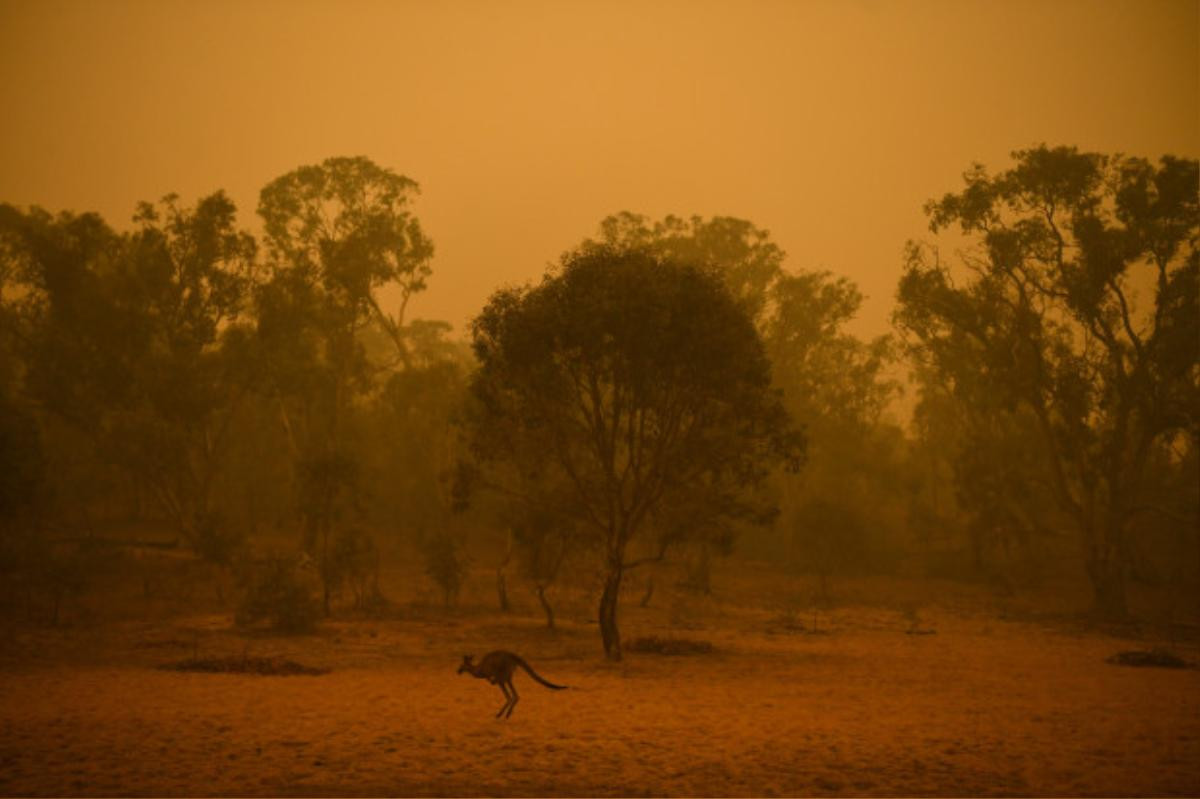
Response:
[465,245,802,659]
[895,146,1199,618]
[256,156,434,612]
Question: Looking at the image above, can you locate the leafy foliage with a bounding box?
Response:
[0,194,258,548]
[256,156,438,611]
[465,244,802,657]
[896,146,1199,617]
[587,213,903,581]
[258,155,433,366]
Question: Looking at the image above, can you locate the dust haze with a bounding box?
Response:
[0,1,1197,797]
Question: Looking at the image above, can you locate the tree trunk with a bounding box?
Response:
[497,529,512,612]
[692,544,712,595]
[321,519,332,617]
[639,575,655,608]
[969,521,985,576]
[598,568,623,660]
[496,569,510,612]
[1090,566,1128,620]
[536,584,555,630]
[213,562,226,604]
[1085,518,1129,620]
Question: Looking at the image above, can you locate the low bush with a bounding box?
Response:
[160,655,328,675]
[235,555,319,633]
[627,636,714,656]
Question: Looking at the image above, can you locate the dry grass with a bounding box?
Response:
[0,560,1197,797]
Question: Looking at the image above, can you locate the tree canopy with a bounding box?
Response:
[895,145,1199,617]
[466,244,803,658]
[258,155,433,365]
[0,194,258,550]
[584,211,903,584]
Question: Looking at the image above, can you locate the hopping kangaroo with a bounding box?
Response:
[457,651,567,718]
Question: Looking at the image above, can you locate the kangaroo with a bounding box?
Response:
[456,651,567,718]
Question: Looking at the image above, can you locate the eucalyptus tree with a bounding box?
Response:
[590,212,786,321]
[895,146,1199,617]
[0,193,258,555]
[256,156,434,612]
[257,155,433,367]
[465,245,802,659]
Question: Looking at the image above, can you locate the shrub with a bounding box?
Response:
[160,655,329,675]
[627,636,714,656]
[235,555,319,633]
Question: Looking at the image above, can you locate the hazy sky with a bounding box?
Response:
[1,0,1196,341]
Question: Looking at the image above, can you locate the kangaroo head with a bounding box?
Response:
[457,654,473,674]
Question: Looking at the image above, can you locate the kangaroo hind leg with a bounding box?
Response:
[495,681,513,718]
[496,676,516,715]
[504,680,519,718]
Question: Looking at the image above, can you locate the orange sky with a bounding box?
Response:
[1,0,1196,342]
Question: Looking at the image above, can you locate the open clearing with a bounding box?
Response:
[0,570,1197,797]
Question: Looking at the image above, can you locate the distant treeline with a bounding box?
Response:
[0,148,1195,653]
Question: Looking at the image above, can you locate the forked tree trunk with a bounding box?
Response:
[598,568,624,660]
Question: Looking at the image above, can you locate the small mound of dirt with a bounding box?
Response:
[1105,649,1190,669]
[627,636,714,656]
[159,655,330,675]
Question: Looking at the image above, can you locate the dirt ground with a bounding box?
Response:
[0,566,1197,797]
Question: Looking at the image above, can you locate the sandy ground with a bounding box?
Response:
[0,578,1198,796]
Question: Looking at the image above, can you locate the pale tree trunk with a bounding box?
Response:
[497,528,512,612]
[639,574,655,608]
[535,583,555,630]
[496,570,510,613]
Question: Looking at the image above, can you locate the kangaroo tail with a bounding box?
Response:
[515,656,568,690]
